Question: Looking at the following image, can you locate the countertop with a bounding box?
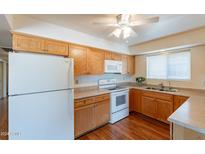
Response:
[74,82,205,134]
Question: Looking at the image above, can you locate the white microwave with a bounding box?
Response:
[104,60,122,74]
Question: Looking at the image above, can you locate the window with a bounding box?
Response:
[146,51,191,80]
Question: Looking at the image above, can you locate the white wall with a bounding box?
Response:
[130,27,205,55]
[135,45,205,90]
[11,15,129,54]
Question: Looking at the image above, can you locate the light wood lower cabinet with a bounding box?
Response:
[141,96,157,119]
[74,104,95,137]
[74,94,110,138]
[129,89,141,113]
[174,95,189,111]
[156,99,173,123]
[130,89,174,124]
[94,101,110,127]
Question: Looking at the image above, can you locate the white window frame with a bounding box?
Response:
[146,51,191,81]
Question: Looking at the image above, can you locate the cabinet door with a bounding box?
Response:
[122,55,128,74]
[141,96,157,118]
[69,44,87,76]
[156,99,173,123]
[44,40,68,56]
[111,52,122,61]
[174,95,189,111]
[74,104,95,137]
[129,89,135,112]
[104,51,112,60]
[87,48,104,75]
[127,56,135,75]
[13,34,44,53]
[94,100,110,127]
[129,89,141,112]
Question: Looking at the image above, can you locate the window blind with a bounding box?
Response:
[146,51,191,80]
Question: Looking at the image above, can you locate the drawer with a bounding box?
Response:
[75,97,95,108]
[142,90,173,102]
[94,94,110,102]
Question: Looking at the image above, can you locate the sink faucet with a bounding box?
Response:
[167,81,171,90]
[158,82,164,89]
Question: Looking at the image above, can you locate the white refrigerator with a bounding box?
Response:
[8,52,74,140]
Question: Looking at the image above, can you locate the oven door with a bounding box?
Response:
[111,90,129,113]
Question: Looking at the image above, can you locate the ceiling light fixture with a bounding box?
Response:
[93,14,159,40]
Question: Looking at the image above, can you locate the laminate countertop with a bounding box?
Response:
[74,82,205,134]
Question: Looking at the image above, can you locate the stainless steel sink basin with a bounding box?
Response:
[145,87,178,92]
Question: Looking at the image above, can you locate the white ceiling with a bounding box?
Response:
[25,14,205,46]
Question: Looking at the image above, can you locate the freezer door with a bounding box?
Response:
[9,90,74,140]
[9,52,74,95]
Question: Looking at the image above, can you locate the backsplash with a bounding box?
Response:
[74,74,134,88]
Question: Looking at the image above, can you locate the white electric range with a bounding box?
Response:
[98,79,129,124]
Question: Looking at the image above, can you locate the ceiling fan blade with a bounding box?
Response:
[130,16,159,26]
[92,22,119,27]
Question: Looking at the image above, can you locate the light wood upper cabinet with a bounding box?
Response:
[44,40,68,56]
[13,34,44,53]
[69,44,88,76]
[104,51,112,60]
[111,52,122,61]
[122,55,128,74]
[86,48,104,75]
[104,51,122,61]
[156,99,173,124]
[127,56,135,75]
[12,33,69,56]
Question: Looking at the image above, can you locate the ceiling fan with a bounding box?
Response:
[93,14,159,40]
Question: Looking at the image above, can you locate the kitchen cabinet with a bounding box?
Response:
[104,51,122,61]
[12,33,69,56]
[156,99,173,124]
[74,104,95,137]
[141,90,173,123]
[127,56,135,75]
[174,95,189,111]
[104,51,112,60]
[111,52,122,61]
[13,33,44,53]
[69,44,88,76]
[141,96,157,118]
[94,100,110,127]
[87,48,105,75]
[74,94,110,138]
[129,89,141,113]
[122,55,128,74]
[69,45,104,76]
[44,40,68,56]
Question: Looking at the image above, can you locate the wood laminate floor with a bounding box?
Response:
[0,97,8,140]
[78,112,170,140]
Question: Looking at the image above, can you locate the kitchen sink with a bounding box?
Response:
[145,87,178,92]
